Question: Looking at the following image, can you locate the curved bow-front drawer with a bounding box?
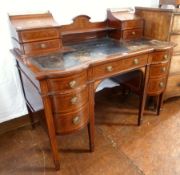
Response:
[147,77,166,95]
[51,86,88,113]
[47,70,88,92]
[149,62,169,78]
[20,28,59,43]
[54,104,89,134]
[151,50,170,63]
[93,54,148,80]
[23,39,62,55]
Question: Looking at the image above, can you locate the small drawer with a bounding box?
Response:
[149,62,169,78]
[23,39,62,55]
[122,28,143,41]
[151,51,170,63]
[51,86,88,113]
[93,54,148,80]
[20,28,59,43]
[164,74,180,99]
[122,19,144,30]
[147,77,167,95]
[47,70,87,92]
[54,104,89,134]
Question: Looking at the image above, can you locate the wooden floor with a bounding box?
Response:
[1,88,180,175]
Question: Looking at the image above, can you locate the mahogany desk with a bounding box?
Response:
[9,10,175,170]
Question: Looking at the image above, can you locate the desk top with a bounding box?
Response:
[29,38,174,72]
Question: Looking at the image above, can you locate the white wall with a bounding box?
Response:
[0,0,159,123]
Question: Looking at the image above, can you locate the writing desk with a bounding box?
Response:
[9,10,174,170]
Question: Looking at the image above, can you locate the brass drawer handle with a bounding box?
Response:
[69,80,76,88]
[163,54,169,60]
[161,67,166,73]
[106,65,113,72]
[72,116,80,125]
[133,58,139,65]
[159,82,165,88]
[132,31,136,35]
[71,96,78,104]
[40,43,47,49]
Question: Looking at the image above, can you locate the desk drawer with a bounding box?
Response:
[93,54,148,80]
[51,86,88,113]
[54,104,89,134]
[149,62,169,78]
[151,50,170,63]
[148,77,166,95]
[23,39,62,55]
[47,71,87,92]
[122,20,143,30]
[122,28,143,41]
[20,28,59,43]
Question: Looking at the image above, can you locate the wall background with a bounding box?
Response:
[0,0,159,123]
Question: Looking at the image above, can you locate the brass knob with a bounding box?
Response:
[133,58,139,65]
[132,31,136,35]
[69,80,76,88]
[161,67,166,72]
[40,43,47,49]
[71,96,78,104]
[159,82,164,88]
[106,65,113,72]
[163,54,168,60]
[72,116,80,125]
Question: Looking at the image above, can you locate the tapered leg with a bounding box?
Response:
[138,65,150,126]
[40,80,60,170]
[88,83,95,152]
[88,122,94,152]
[157,93,163,116]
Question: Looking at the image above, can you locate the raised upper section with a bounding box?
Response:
[107,8,144,41]
[9,9,146,58]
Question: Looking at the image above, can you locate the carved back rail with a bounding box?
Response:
[59,15,109,45]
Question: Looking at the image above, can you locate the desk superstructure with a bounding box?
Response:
[9,9,174,170]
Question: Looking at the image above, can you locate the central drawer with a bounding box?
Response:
[54,104,89,134]
[93,54,148,80]
[51,86,88,113]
